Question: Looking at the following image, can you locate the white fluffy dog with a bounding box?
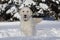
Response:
[19,7,42,36]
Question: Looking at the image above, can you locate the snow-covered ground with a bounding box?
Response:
[0,20,60,40]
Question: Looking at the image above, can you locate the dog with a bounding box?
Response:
[19,7,42,36]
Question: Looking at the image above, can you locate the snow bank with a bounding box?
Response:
[0,20,60,38]
[0,21,20,26]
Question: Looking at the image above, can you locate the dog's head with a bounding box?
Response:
[19,7,33,21]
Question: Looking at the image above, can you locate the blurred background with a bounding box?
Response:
[0,0,60,22]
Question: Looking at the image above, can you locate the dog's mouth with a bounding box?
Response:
[24,18,29,21]
[24,19,28,21]
[24,15,27,18]
[23,15,30,21]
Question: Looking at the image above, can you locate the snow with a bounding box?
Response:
[1,0,4,1]
[0,0,60,39]
[23,0,36,5]
[2,3,8,11]
[42,0,46,2]
[0,20,60,39]
[13,12,21,19]
[0,3,8,11]
[6,6,17,15]
[19,0,36,8]
[0,4,2,10]
[0,29,22,38]
[56,1,59,4]
[0,21,20,26]
[39,3,48,10]
[8,0,12,4]
[37,8,44,14]
[35,20,60,37]
[13,0,22,5]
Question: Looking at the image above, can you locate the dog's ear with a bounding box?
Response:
[18,9,20,14]
[29,8,33,16]
[18,8,22,15]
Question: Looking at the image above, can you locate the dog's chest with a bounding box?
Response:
[21,20,33,27]
[20,19,34,29]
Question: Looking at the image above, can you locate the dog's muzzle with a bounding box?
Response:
[24,15,27,18]
[23,15,31,21]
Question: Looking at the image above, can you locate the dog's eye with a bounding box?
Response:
[27,11,29,13]
[22,11,24,12]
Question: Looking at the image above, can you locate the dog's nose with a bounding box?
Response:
[24,15,27,18]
